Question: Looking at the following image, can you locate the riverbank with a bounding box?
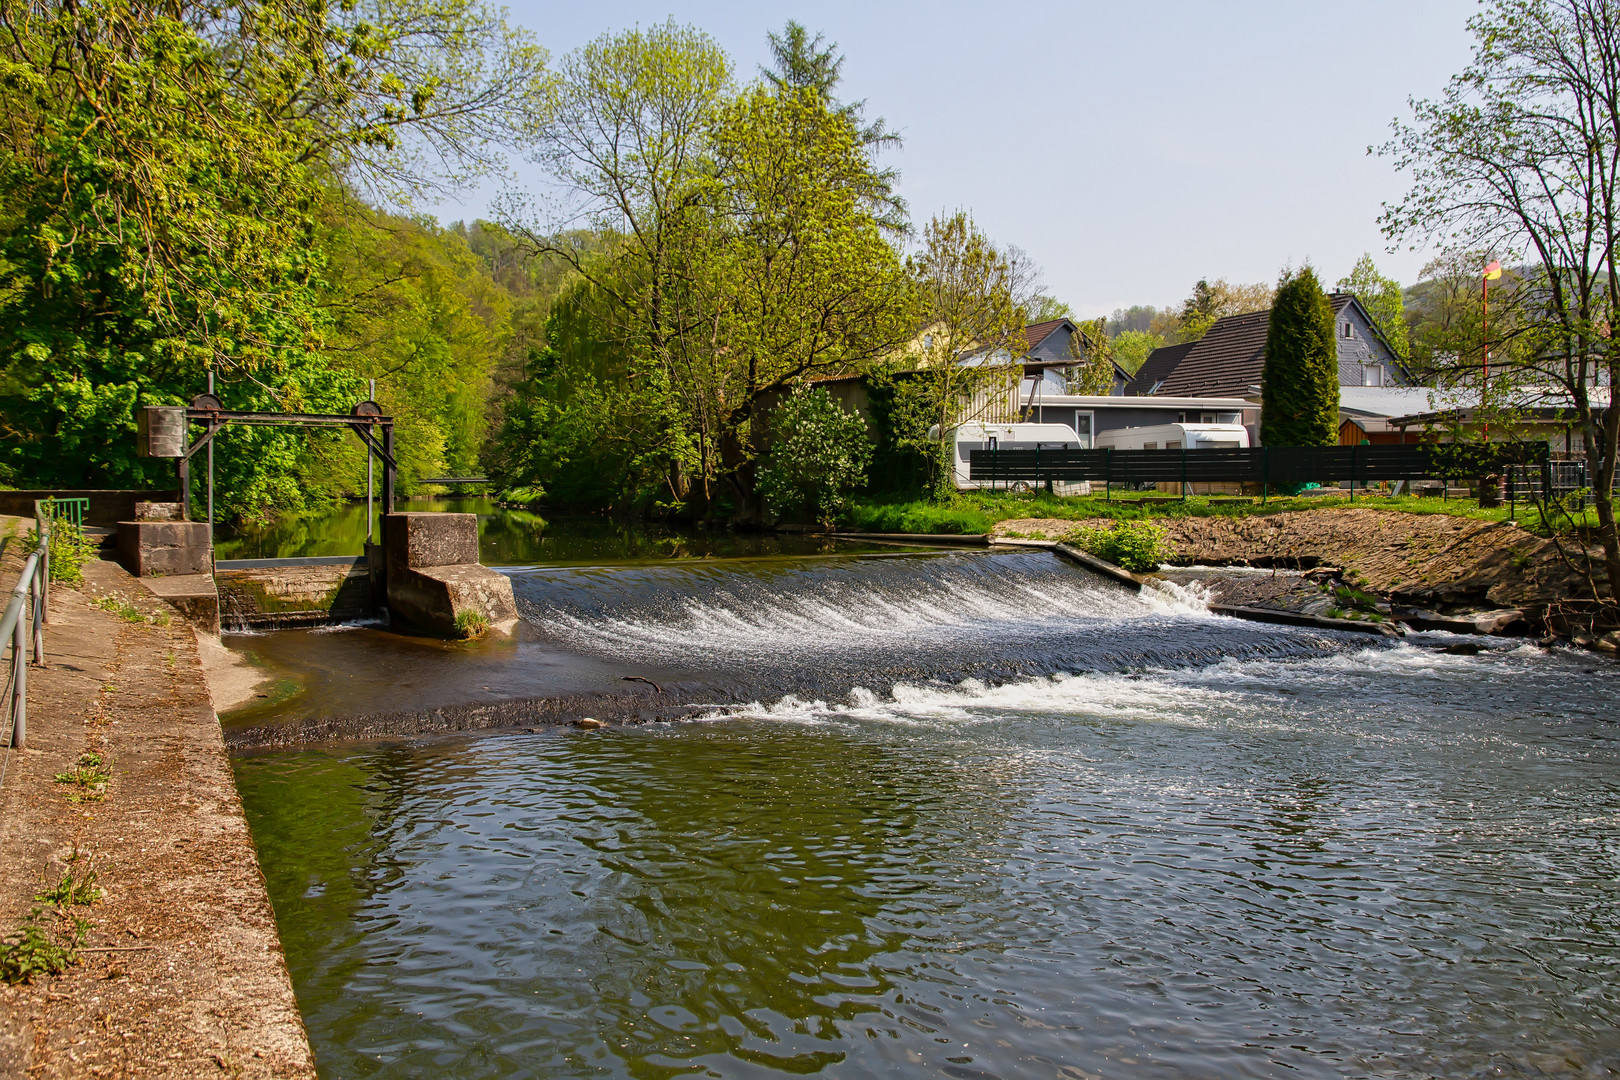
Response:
[0,537,314,1078]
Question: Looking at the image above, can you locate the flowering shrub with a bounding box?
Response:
[757,386,874,527]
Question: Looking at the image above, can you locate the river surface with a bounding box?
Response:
[230,546,1620,1079]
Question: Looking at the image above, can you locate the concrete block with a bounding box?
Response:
[216,563,373,630]
[383,513,479,570]
[140,573,220,633]
[388,564,517,637]
[116,520,212,577]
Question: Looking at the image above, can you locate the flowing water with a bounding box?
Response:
[231,549,1620,1079]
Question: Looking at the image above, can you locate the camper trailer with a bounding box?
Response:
[1094,423,1249,451]
[941,421,1086,492]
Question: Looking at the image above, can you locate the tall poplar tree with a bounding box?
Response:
[1260,267,1338,447]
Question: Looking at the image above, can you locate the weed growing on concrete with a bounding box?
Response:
[92,592,168,626]
[23,521,96,586]
[0,908,84,984]
[454,610,489,640]
[53,753,109,801]
[36,869,103,907]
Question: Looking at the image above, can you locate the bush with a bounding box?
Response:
[24,520,95,585]
[757,386,874,527]
[1068,520,1167,572]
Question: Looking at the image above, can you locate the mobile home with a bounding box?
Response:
[941,421,1086,491]
[1095,423,1249,451]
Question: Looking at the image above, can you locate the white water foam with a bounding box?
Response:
[536,555,1213,664]
[693,639,1557,733]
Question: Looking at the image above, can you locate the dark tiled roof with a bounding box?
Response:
[1153,294,1358,398]
[1127,341,1196,395]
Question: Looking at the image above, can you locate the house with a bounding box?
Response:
[1011,318,1135,403]
[1130,293,1408,398]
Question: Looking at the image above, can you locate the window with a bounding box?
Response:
[922,334,934,350]
[1343,322,1353,339]
[1166,441,1182,450]
[1143,441,1158,450]
[1363,365,1383,387]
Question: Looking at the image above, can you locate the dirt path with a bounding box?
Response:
[0,549,314,1078]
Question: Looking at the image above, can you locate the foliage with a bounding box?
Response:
[1066,319,1118,394]
[453,609,489,640]
[887,211,1028,497]
[1379,0,1620,599]
[1261,266,1339,448]
[1068,520,1167,573]
[505,23,912,515]
[1336,253,1410,362]
[841,498,995,535]
[0,0,543,519]
[23,519,93,585]
[1112,330,1165,375]
[756,386,873,526]
[0,908,83,985]
[1167,278,1275,342]
[36,869,102,908]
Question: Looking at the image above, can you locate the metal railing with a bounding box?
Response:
[1,512,50,763]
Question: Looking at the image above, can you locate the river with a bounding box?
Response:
[226,512,1620,1078]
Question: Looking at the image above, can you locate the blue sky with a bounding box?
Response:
[434,1,1480,317]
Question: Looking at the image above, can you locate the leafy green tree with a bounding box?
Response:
[886,211,1028,497]
[1337,253,1410,361]
[756,385,873,526]
[1066,319,1119,394]
[1026,295,1074,322]
[1261,266,1338,447]
[1112,330,1165,375]
[1380,0,1620,597]
[0,0,543,518]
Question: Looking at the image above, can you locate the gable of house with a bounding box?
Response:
[1150,293,1408,398]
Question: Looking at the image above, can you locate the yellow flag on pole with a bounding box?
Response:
[1484,260,1503,280]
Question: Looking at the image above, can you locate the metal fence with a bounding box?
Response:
[967,443,1553,499]
[2,510,52,769]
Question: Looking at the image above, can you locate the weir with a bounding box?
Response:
[113,399,516,637]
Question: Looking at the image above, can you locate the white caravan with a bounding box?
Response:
[939,421,1086,491]
[1095,423,1250,452]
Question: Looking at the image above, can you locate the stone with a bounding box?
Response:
[1470,608,1525,635]
[383,512,478,570]
[134,501,182,521]
[116,520,212,577]
[386,561,517,638]
[573,717,605,729]
[1595,631,1620,654]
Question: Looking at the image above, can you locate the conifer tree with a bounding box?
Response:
[1260,266,1339,447]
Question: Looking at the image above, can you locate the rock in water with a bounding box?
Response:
[573,717,606,729]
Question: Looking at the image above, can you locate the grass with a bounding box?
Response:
[841,488,1604,536]
[92,593,169,626]
[453,609,489,640]
[36,869,102,908]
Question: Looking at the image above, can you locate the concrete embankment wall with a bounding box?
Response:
[0,489,179,526]
[0,541,315,1078]
[216,560,374,629]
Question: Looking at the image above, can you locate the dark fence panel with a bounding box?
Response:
[967,444,1550,489]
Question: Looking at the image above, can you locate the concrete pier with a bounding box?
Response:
[0,539,315,1078]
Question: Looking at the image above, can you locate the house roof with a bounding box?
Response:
[1152,294,1362,398]
[1023,319,1071,351]
[1127,341,1197,395]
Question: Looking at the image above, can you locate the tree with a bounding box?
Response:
[1337,254,1410,362]
[1066,319,1119,394]
[1112,330,1166,375]
[0,0,544,517]
[1158,278,1274,342]
[1380,0,1620,599]
[1261,266,1338,447]
[1026,295,1074,322]
[756,385,873,526]
[885,212,1027,496]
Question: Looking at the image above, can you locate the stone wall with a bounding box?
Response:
[216,562,373,629]
[0,488,179,526]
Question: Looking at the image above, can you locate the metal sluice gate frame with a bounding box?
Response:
[140,395,398,524]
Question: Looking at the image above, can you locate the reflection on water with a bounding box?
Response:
[214,498,877,565]
[236,560,1620,1078]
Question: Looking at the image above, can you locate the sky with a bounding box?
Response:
[430,0,1481,318]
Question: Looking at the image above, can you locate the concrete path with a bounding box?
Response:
[0,545,315,1078]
